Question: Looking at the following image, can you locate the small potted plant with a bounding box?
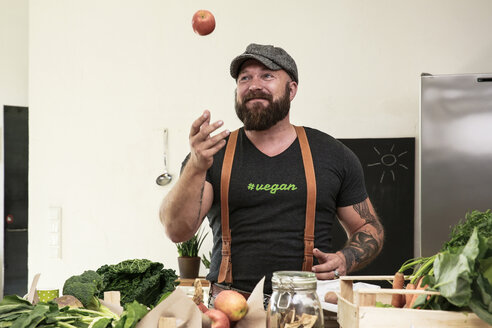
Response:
[176,226,208,279]
[201,250,212,270]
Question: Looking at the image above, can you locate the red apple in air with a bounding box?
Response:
[205,309,230,328]
[192,9,216,36]
[214,290,248,321]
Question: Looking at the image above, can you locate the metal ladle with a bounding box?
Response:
[156,128,173,186]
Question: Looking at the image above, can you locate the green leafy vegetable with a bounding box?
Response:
[469,274,492,324]
[0,298,117,328]
[397,210,492,325]
[0,295,33,313]
[97,259,178,307]
[433,228,479,307]
[375,301,393,308]
[0,259,172,327]
[63,270,104,310]
[0,295,34,326]
[89,316,112,328]
[441,209,492,251]
[113,301,149,328]
[156,291,172,305]
[11,303,49,328]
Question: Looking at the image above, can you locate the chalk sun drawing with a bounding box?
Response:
[367,144,408,183]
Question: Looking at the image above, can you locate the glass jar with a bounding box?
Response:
[267,271,324,328]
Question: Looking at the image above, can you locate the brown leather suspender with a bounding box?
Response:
[217,126,316,284]
[295,126,317,272]
[217,129,238,284]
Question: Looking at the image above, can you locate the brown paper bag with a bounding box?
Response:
[235,277,267,328]
[136,277,268,328]
[136,288,201,328]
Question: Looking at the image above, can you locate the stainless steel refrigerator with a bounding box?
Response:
[420,73,492,256]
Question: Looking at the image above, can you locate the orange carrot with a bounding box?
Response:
[408,277,429,309]
[404,283,415,308]
[391,272,405,308]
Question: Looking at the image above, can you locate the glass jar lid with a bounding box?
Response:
[271,271,317,291]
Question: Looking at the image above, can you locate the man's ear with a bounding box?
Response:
[289,81,298,101]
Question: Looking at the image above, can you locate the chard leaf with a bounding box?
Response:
[89,317,112,328]
[0,310,32,320]
[44,304,61,324]
[122,301,148,328]
[0,295,32,307]
[113,301,148,328]
[479,236,492,285]
[11,304,49,328]
[469,296,492,325]
[474,274,492,313]
[434,252,472,306]
[0,296,33,316]
[113,316,126,328]
[411,294,428,309]
[461,228,481,265]
[434,228,480,307]
[481,257,492,285]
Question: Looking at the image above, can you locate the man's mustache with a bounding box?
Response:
[242,90,273,102]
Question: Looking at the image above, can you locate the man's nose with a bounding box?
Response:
[248,76,264,91]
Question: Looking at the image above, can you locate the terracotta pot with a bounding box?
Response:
[177,256,201,279]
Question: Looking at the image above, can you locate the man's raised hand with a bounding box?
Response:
[188,110,230,172]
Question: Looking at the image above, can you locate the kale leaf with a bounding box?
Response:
[97,259,178,307]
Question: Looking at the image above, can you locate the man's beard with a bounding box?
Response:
[234,83,291,131]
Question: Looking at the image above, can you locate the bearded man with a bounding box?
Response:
[160,43,384,305]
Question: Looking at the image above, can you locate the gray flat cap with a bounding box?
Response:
[230,43,298,83]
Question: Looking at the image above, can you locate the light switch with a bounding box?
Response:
[49,233,60,246]
[48,207,62,259]
[48,246,61,259]
[50,219,60,233]
[49,207,61,221]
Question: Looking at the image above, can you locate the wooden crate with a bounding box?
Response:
[337,275,490,328]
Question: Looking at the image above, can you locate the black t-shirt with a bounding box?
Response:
[191,127,367,293]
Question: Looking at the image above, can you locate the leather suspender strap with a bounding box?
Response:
[217,126,317,283]
[295,126,317,272]
[217,129,238,284]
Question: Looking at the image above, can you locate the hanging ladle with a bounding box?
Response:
[156,128,173,186]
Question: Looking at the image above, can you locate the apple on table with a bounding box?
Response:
[199,290,248,328]
[214,290,248,322]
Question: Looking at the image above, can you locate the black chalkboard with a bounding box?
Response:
[334,138,415,280]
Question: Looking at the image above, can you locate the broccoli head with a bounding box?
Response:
[62,270,103,310]
[78,269,104,290]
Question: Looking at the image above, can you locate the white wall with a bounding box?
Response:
[0,0,28,294]
[24,0,492,291]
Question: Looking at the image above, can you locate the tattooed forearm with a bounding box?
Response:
[340,231,380,271]
[339,200,385,272]
[353,201,384,235]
